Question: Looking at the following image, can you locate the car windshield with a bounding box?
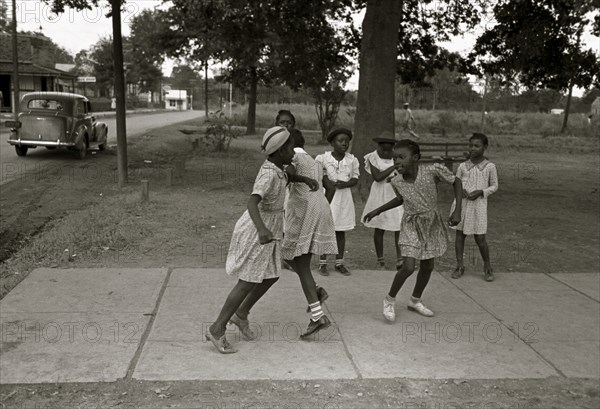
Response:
[27,99,65,111]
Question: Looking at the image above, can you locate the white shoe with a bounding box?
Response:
[383,298,396,322]
[407,299,434,317]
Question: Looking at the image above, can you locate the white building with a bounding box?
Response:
[164,89,189,110]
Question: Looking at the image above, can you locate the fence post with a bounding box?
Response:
[141,179,149,202]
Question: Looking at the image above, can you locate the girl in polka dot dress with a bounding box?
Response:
[364,139,463,322]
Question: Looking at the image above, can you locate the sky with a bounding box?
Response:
[7,0,599,97]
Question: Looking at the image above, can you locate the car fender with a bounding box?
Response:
[94,121,108,141]
[73,125,89,145]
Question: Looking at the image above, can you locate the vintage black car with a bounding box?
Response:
[6,92,108,159]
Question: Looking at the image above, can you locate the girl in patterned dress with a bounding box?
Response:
[361,132,404,270]
[206,126,314,354]
[450,133,498,282]
[315,128,360,276]
[283,129,338,338]
[364,139,463,322]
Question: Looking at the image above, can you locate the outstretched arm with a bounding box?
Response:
[363,196,404,223]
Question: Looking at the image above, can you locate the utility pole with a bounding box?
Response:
[480,75,488,133]
[11,0,20,120]
[111,0,128,187]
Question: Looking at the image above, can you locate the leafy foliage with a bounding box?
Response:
[203,110,241,152]
[471,0,599,91]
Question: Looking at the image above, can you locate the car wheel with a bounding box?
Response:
[15,146,28,156]
[77,137,88,160]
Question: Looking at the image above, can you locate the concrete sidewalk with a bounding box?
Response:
[1,268,598,384]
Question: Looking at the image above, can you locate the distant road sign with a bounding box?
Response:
[77,77,96,83]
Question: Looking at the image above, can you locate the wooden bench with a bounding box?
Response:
[419,142,469,171]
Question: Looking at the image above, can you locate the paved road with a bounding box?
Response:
[0,110,202,186]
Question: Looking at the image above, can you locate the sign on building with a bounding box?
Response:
[77,77,96,83]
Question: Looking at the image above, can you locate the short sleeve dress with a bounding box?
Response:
[225,160,287,283]
[450,159,498,235]
[361,150,404,231]
[315,151,360,231]
[389,163,456,260]
[282,148,338,259]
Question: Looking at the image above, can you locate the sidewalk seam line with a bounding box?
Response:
[439,272,567,378]
[125,267,173,380]
[543,273,600,304]
[323,302,363,379]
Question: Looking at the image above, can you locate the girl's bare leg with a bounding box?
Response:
[289,253,318,304]
[209,280,256,338]
[236,277,280,320]
[455,230,466,268]
[412,258,435,299]
[388,257,416,298]
[474,234,491,270]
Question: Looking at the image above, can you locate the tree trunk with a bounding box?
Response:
[111,0,128,187]
[560,82,573,134]
[246,67,257,135]
[353,0,402,199]
[204,60,209,118]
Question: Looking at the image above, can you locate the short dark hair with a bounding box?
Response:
[470,132,489,147]
[289,128,305,148]
[394,139,421,159]
[275,110,296,127]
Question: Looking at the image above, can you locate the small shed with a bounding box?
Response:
[550,108,564,115]
[164,89,188,110]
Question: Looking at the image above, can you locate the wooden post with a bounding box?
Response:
[175,160,185,178]
[166,168,173,186]
[141,180,149,202]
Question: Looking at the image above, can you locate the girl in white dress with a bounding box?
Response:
[450,133,498,282]
[315,128,359,276]
[361,133,404,270]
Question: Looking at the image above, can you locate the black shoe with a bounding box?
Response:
[335,264,351,276]
[318,264,329,276]
[300,315,331,339]
[306,286,329,312]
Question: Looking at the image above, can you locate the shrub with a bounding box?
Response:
[204,110,241,152]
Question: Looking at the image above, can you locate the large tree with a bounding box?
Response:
[353,0,481,197]
[0,0,8,32]
[158,0,354,135]
[472,0,600,133]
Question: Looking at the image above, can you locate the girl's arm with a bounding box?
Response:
[482,164,499,198]
[371,164,397,182]
[467,164,499,200]
[448,178,463,226]
[288,173,318,191]
[363,196,404,223]
[335,178,358,189]
[247,194,274,244]
[336,155,360,188]
[323,175,335,202]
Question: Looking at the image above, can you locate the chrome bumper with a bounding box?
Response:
[8,138,75,148]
